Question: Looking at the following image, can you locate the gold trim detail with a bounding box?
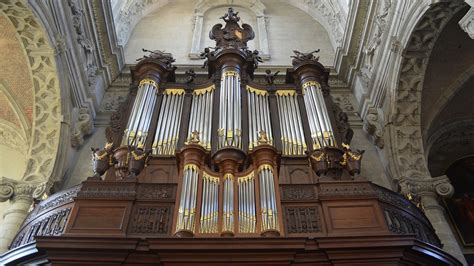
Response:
[238,172,255,183]
[184,164,199,171]
[258,164,273,172]
[247,86,268,96]
[302,80,320,89]
[223,70,239,77]
[164,88,185,95]
[203,172,220,183]
[193,85,215,95]
[224,173,234,181]
[276,90,296,97]
[139,78,158,88]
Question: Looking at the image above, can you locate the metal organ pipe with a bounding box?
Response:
[258,164,279,233]
[276,90,306,155]
[176,164,199,234]
[200,172,219,234]
[246,86,273,150]
[222,173,234,233]
[302,81,336,148]
[122,79,159,147]
[152,89,185,155]
[187,86,214,149]
[238,172,256,233]
[218,71,241,149]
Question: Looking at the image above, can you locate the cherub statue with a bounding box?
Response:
[252,50,263,68]
[200,47,215,68]
[185,69,196,83]
[257,130,269,145]
[189,130,200,144]
[265,69,280,85]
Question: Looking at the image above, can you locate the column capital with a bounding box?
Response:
[399,175,454,198]
[0,177,46,203]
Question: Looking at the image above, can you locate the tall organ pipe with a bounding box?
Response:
[238,172,256,233]
[276,90,306,155]
[302,81,336,148]
[258,164,279,233]
[122,79,158,147]
[176,164,199,234]
[247,86,273,150]
[222,173,234,233]
[200,172,219,234]
[152,89,185,155]
[187,86,214,149]
[218,70,242,149]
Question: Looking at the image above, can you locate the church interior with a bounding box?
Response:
[0,0,473,265]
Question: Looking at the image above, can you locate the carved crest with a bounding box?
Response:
[209,7,255,49]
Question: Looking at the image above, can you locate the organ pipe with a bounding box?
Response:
[188,86,215,150]
[200,172,219,234]
[276,90,306,155]
[176,164,199,234]
[247,86,273,150]
[222,173,234,233]
[152,89,185,155]
[238,172,256,233]
[302,81,336,148]
[218,70,241,149]
[258,164,279,233]
[122,79,158,147]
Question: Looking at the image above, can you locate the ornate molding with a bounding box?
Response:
[398,175,454,199]
[0,177,46,203]
[0,0,62,190]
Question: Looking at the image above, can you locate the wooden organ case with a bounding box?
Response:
[3,8,461,266]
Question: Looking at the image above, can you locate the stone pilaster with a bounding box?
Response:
[0,179,45,253]
[399,176,467,265]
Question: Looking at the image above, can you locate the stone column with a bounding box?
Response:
[400,176,467,265]
[0,179,44,253]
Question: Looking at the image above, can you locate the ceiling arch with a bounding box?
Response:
[0,0,62,192]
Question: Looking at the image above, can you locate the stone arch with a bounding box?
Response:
[387,1,466,185]
[0,0,62,193]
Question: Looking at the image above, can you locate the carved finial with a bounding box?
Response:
[189,131,200,144]
[220,7,240,23]
[257,131,269,145]
[291,49,321,65]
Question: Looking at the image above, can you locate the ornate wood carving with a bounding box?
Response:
[136,184,176,200]
[284,206,322,234]
[129,205,172,234]
[280,185,317,201]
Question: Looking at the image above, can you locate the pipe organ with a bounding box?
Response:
[94,7,365,239]
[109,7,349,238]
[9,8,454,265]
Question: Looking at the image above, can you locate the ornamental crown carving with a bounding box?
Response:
[209,7,255,49]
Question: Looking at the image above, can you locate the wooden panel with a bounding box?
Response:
[322,200,387,236]
[66,201,132,235]
[283,203,325,237]
[74,207,126,229]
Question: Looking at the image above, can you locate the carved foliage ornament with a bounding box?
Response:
[0,0,62,195]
